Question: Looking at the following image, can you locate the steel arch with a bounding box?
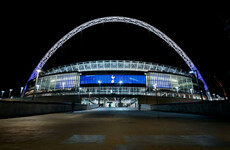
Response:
[25,16,208,92]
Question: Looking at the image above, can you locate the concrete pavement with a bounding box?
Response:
[0,107,230,150]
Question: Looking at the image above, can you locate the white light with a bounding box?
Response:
[175,87,179,93]
[62,82,65,89]
[36,85,40,91]
[98,80,102,84]
[36,69,42,73]
[119,81,123,84]
[20,87,24,94]
[1,91,5,97]
[153,83,157,89]
[190,88,193,94]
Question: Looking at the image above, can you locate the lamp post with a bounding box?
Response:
[20,87,24,97]
[9,89,13,98]
[62,82,65,90]
[78,87,81,103]
[175,86,179,97]
[190,88,193,98]
[98,80,102,106]
[153,83,158,104]
[119,81,123,94]
[189,70,203,101]
[1,91,5,99]
[190,88,193,94]
[32,69,41,100]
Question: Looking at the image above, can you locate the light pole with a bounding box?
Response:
[62,82,65,90]
[89,92,91,99]
[78,87,81,103]
[20,87,24,97]
[9,89,13,98]
[189,70,203,101]
[175,87,179,93]
[1,91,5,99]
[32,69,41,100]
[153,83,158,104]
[119,81,123,94]
[175,86,179,97]
[190,88,193,99]
[98,80,102,106]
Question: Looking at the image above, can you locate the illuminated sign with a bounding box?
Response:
[80,75,146,85]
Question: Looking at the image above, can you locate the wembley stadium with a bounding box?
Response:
[22,16,211,106]
[24,60,207,107]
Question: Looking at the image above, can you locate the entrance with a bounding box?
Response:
[81,97,138,108]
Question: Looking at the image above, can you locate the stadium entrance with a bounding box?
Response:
[81,97,138,108]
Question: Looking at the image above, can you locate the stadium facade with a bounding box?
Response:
[23,16,212,106]
[25,60,206,107]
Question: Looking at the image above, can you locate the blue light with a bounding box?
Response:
[80,75,146,85]
[56,75,75,89]
[151,74,171,88]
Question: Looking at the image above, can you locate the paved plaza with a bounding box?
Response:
[0,107,230,150]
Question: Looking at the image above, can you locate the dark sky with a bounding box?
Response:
[1,2,229,98]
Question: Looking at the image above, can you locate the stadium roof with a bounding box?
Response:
[40,60,189,76]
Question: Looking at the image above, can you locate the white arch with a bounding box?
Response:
[25,16,208,91]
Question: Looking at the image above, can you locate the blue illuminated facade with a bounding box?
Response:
[80,75,146,85]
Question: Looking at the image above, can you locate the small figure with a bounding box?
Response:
[138,104,141,111]
[71,102,75,112]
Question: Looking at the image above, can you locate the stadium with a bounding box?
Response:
[23,16,210,106]
[24,60,207,107]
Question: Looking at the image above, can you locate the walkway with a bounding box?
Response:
[0,107,230,150]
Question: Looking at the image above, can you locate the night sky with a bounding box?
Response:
[1,2,229,98]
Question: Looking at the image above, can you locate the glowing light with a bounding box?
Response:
[36,69,42,73]
[62,82,65,89]
[190,88,193,94]
[175,87,179,93]
[153,83,157,90]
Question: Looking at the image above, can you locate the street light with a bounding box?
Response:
[190,88,193,99]
[1,91,5,99]
[119,81,123,94]
[175,86,179,93]
[78,87,81,103]
[32,69,41,100]
[20,87,24,97]
[62,82,65,90]
[175,86,179,97]
[189,70,203,101]
[98,80,102,106]
[153,83,158,104]
[9,89,13,98]
[190,88,193,94]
